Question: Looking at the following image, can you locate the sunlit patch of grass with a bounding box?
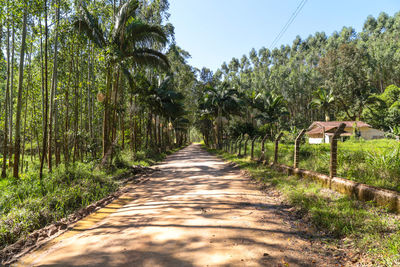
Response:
[205,145,400,266]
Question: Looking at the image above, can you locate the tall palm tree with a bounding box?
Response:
[309,87,335,121]
[146,76,186,148]
[74,0,169,159]
[199,82,242,148]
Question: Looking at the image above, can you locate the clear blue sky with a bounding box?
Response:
[168,0,400,72]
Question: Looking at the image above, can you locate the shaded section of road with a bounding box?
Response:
[18,144,335,266]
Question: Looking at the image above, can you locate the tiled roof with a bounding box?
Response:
[309,121,371,129]
[306,126,335,135]
[306,121,370,136]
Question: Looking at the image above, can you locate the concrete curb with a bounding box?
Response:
[271,163,400,213]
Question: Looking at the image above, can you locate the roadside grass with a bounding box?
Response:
[244,139,400,192]
[206,146,400,266]
[0,146,183,249]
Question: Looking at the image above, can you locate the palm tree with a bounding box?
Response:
[254,90,288,137]
[146,76,186,148]
[309,88,335,121]
[199,82,242,148]
[74,0,169,160]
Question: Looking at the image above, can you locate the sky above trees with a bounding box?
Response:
[169,0,400,71]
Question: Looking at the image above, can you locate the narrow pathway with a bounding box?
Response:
[19,144,336,266]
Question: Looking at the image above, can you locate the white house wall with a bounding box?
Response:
[309,137,323,144]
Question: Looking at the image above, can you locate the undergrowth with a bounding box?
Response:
[206,146,400,266]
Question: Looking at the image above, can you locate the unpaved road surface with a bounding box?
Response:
[18,144,337,266]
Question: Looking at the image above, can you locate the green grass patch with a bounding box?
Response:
[206,146,400,266]
[239,139,400,192]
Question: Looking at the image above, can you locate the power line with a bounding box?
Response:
[269,0,308,50]
[270,0,307,49]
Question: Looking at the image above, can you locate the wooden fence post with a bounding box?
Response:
[330,123,345,182]
[258,133,269,163]
[234,137,240,154]
[274,132,284,165]
[243,135,250,156]
[294,129,306,169]
[238,135,244,156]
[250,136,258,160]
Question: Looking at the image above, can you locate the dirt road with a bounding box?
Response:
[18,144,336,266]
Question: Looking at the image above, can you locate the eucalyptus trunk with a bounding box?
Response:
[13,7,28,178]
[39,2,49,186]
[48,2,60,171]
[2,18,10,178]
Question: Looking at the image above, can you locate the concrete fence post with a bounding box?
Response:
[258,133,269,163]
[330,123,346,182]
[243,135,250,156]
[294,129,306,169]
[274,132,284,165]
[238,135,244,156]
[250,136,258,160]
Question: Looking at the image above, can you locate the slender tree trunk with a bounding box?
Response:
[2,14,10,178]
[153,114,156,147]
[102,66,112,158]
[73,46,80,163]
[39,0,49,187]
[133,96,138,155]
[129,92,134,154]
[21,76,29,173]
[13,6,28,178]
[21,41,33,173]
[64,45,73,164]
[111,69,120,144]
[48,1,60,171]
[8,24,15,166]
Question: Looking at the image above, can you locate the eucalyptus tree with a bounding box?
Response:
[209,11,400,136]
[12,2,28,178]
[2,1,11,178]
[318,43,374,120]
[73,0,170,160]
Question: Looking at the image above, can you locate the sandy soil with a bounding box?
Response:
[17,144,339,267]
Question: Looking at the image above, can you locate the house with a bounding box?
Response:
[306,121,385,144]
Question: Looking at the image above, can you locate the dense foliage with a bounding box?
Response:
[0,0,197,249]
[0,0,197,181]
[194,12,400,144]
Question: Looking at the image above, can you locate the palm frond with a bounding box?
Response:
[125,21,168,48]
[126,48,170,71]
[73,5,106,48]
[112,0,140,42]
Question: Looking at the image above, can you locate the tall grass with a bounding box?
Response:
[0,162,118,247]
[241,139,400,192]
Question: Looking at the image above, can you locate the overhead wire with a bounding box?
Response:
[269,0,308,50]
